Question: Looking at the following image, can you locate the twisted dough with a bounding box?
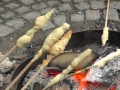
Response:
[49,30,72,55]
[16,9,54,47]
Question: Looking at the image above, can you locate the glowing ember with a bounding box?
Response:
[47,69,61,77]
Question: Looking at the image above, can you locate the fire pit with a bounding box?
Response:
[11,30,120,90]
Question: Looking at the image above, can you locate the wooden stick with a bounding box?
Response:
[21,55,53,90]
[5,60,33,90]
[105,0,110,27]
[0,45,17,63]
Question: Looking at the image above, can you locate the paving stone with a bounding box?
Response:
[15,6,29,13]
[73,0,87,3]
[90,1,105,9]
[110,2,120,10]
[1,11,14,19]
[6,18,25,30]
[32,3,47,10]
[53,14,66,25]
[0,19,3,23]
[75,2,90,11]
[40,8,52,15]
[86,10,100,20]
[5,3,19,9]
[3,0,10,2]
[0,24,15,37]
[71,14,84,22]
[0,7,4,12]
[59,3,72,12]
[103,8,119,21]
[47,1,59,6]
[42,21,55,31]
[22,12,40,21]
[21,0,34,5]
[61,0,71,2]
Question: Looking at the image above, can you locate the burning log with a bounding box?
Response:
[43,49,92,90]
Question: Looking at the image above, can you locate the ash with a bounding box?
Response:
[86,45,120,85]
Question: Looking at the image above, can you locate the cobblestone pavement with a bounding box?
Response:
[0,0,120,89]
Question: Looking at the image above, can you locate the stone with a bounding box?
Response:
[103,8,119,21]
[61,0,71,2]
[3,0,10,2]
[0,7,4,12]
[110,1,120,10]
[90,1,105,9]
[0,24,15,37]
[53,14,66,26]
[86,10,100,20]
[32,3,47,10]
[22,12,40,21]
[73,0,87,3]
[5,3,19,9]
[47,1,59,6]
[75,2,90,11]
[6,18,25,30]
[0,19,3,23]
[40,8,52,15]
[59,3,72,12]
[15,6,29,13]
[71,14,84,22]
[21,0,34,5]
[42,21,55,31]
[1,11,14,19]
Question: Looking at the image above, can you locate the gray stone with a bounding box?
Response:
[47,1,59,6]
[40,8,52,15]
[61,0,71,2]
[0,24,15,37]
[5,3,19,9]
[53,14,66,25]
[73,0,87,3]
[22,12,40,21]
[0,7,4,12]
[42,21,55,31]
[71,14,84,22]
[90,1,105,9]
[75,2,90,11]
[32,3,47,10]
[21,0,34,5]
[3,0,10,2]
[6,18,25,30]
[86,10,100,20]
[0,19,3,23]
[1,11,14,19]
[110,1,120,10]
[103,8,119,21]
[59,3,72,12]
[15,6,29,13]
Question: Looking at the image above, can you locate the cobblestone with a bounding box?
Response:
[86,10,100,20]
[1,11,14,19]
[15,6,29,13]
[32,3,47,10]
[75,2,90,11]
[61,0,71,2]
[73,0,86,3]
[42,21,55,31]
[22,12,40,21]
[6,18,25,30]
[0,25,15,37]
[0,8,4,12]
[110,2,120,10]
[59,3,72,12]
[47,1,59,6]
[90,1,105,9]
[21,0,34,5]
[5,3,19,9]
[0,19,3,23]
[40,8,52,15]
[71,14,84,22]
[103,8,119,21]
[53,14,66,25]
